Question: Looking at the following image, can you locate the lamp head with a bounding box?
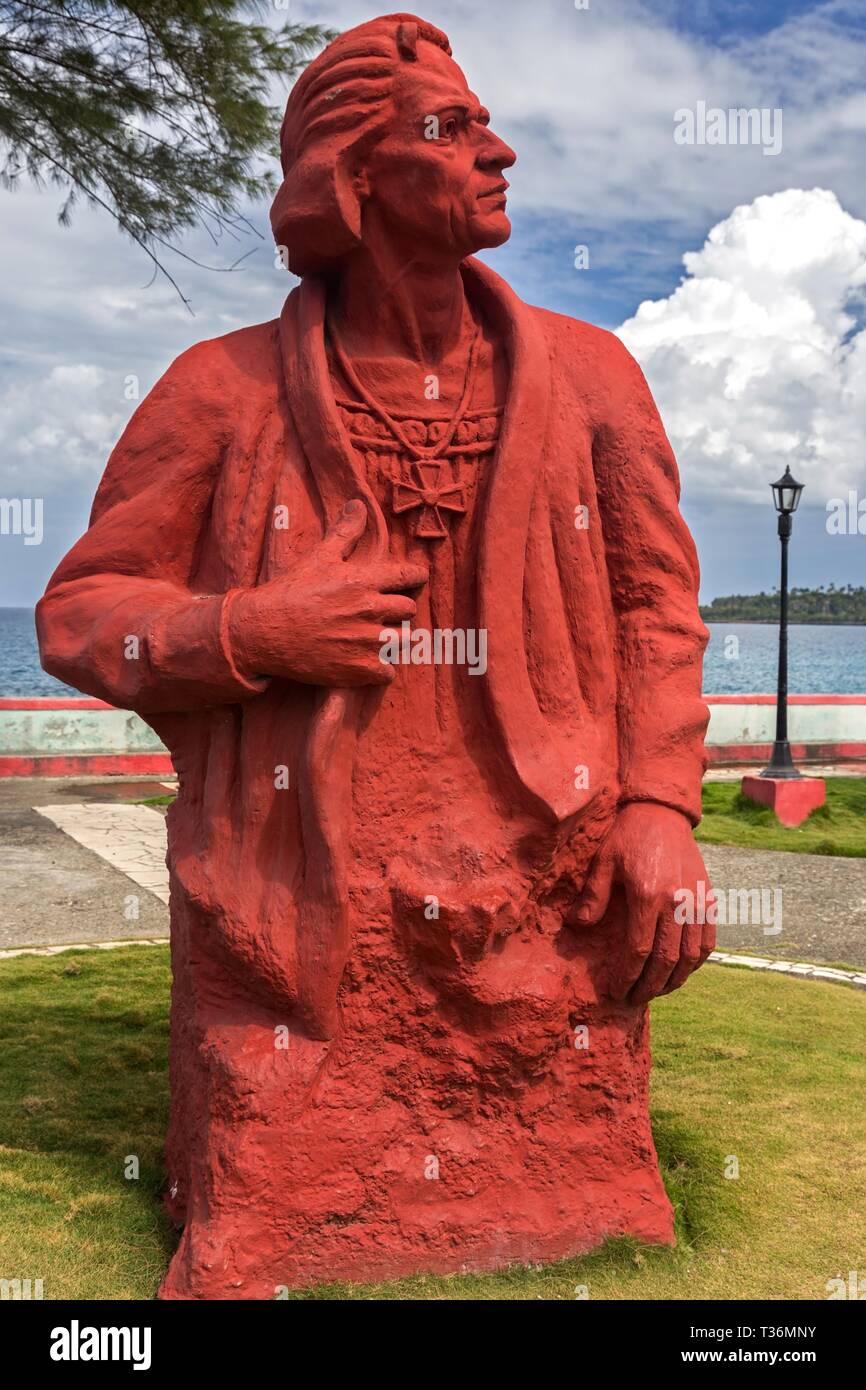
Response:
[770,466,804,515]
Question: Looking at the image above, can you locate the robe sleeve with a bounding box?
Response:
[36,341,269,714]
[591,333,709,826]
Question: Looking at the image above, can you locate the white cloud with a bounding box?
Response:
[4,0,866,600]
[617,187,866,504]
[1,362,124,486]
[309,0,866,231]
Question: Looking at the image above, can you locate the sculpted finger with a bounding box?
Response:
[364,660,397,686]
[629,910,682,1005]
[371,594,417,623]
[373,561,430,593]
[325,626,399,686]
[323,499,368,560]
[340,661,396,687]
[609,892,658,1001]
[699,896,717,965]
[573,848,615,925]
[343,639,397,686]
[661,916,703,994]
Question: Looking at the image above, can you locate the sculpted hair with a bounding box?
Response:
[270,13,452,276]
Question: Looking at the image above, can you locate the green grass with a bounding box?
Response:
[697,777,866,856]
[0,949,174,1299]
[0,946,864,1300]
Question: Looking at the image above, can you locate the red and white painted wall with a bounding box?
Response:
[0,699,171,777]
[704,694,866,766]
[1,694,865,776]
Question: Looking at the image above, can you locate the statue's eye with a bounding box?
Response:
[440,117,458,140]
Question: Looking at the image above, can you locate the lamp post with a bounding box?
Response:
[760,465,805,780]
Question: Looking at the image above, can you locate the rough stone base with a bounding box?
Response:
[158,891,674,1299]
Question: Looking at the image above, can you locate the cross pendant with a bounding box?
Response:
[391,461,467,539]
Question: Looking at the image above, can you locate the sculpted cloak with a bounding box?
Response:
[38,257,709,1296]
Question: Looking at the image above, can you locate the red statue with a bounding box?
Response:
[37,13,714,1298]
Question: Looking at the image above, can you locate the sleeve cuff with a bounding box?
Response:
[147,591,269,705]
[619,788,703,829]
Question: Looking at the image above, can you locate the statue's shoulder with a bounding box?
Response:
[529,304,635,373]
[98,320,282,498]
[527,304,646,416]
[157,319,281,412]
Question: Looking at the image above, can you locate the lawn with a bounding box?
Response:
[0,945,863,1300]
[697,776,866,857]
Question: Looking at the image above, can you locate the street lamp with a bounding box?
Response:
[760,465,805,779]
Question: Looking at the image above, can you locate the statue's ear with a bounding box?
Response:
[270,149,362,277]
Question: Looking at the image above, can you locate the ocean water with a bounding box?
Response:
[701,622,866,695]
[0,608,79,697]
[1,609,864,697]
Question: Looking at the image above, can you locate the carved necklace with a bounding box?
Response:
[329,321,490,540]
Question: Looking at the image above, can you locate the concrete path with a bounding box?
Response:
[705,761,866,781]
[0,776,170,949]
[699,842,866,967]
[1,776,865,971]
[35,801,170,903]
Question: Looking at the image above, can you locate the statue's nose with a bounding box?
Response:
[479,130,517,171]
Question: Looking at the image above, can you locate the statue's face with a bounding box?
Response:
[358,43,516,260]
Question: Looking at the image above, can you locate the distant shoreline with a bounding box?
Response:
[2,604,864,627]
[2,605,865,631]
[701,617,866,626]
[700,586,866,625]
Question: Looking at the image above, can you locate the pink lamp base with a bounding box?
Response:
[740,774,827,828]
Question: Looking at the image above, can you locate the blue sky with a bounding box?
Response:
[657,0,820,41]
[2,0,866,607]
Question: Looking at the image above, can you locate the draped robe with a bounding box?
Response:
[37,257,709,1296]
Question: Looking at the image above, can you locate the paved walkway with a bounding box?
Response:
[0,776,170,949]
[35,800,170,903]
[705,761,866,781]
[699,843,866,967]
[1,776,865,971]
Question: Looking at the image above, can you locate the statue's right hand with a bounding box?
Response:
[227,500,428,687]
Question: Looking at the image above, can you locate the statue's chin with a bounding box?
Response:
[467,213,513,252]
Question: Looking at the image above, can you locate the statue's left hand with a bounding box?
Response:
[573,803,715,1004]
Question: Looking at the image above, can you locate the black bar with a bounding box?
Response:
[9,1296,860,1374]
[761,511,800,779]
